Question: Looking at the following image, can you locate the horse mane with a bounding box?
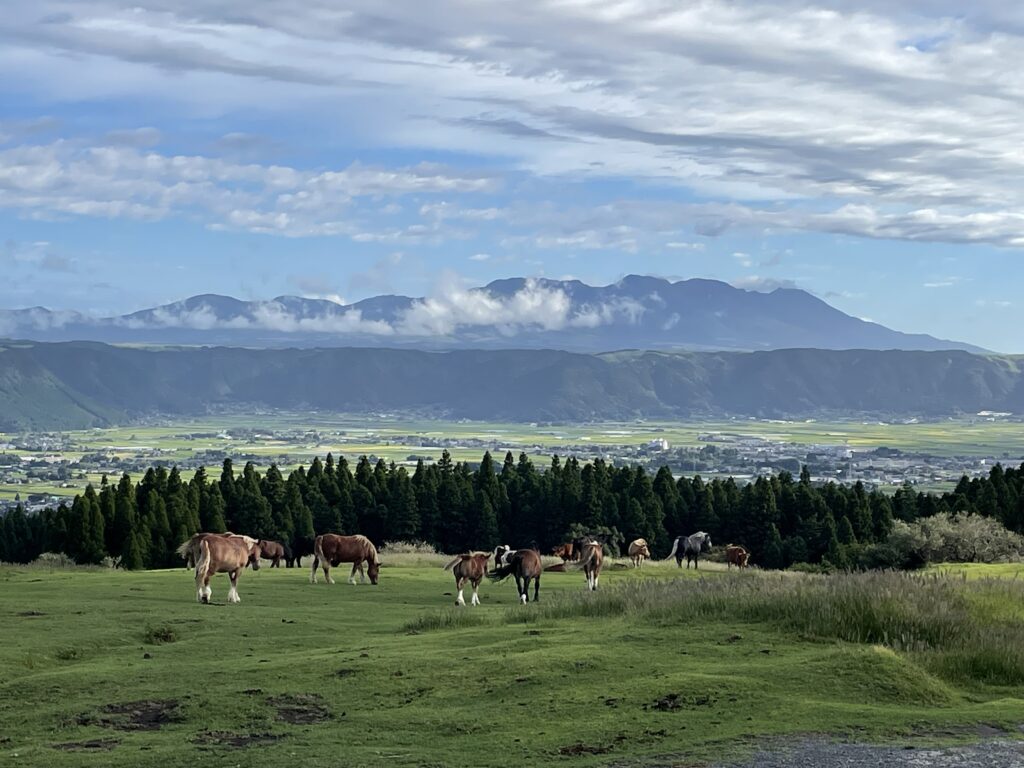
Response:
[443,555,463,571]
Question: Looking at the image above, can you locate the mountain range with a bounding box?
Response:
[0,276,980,353]
[0,341,1018,430]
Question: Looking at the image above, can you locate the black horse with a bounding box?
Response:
[286,536,316,568]
[488,548,543,604]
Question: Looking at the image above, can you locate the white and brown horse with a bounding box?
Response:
[577,541,603,590]
[488,548,542,604]
[443,552,491,606]
[310,534,381,585]
[493,544,515,569]
[176,532,261,604]
[628,538,651,568]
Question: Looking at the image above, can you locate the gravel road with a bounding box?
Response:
[714,738,1024,767]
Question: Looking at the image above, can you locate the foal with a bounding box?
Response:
[443,552,491,606]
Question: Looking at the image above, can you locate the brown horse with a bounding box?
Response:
[310,534,381,585]
[176,533,261,604]
[258,539,287,568]
[628,538,651,568]
[488,548,542,604]
[552,542,575,562]
[578,541,603,590]
[178,531,245,569]
[726,544,750,569]
[443,552,491,606]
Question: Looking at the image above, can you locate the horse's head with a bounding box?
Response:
[248,542,262,571]
[702,534,713,552]
[367,557,380,585]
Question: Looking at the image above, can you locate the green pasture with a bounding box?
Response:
[1,561,1023,767]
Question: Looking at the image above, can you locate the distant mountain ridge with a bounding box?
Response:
[0,276,981,353]
[0,341,1019,430]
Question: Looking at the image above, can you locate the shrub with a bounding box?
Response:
[143,624,178,645]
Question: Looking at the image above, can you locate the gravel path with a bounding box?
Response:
[714,738,1024,768]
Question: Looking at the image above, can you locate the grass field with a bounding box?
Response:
[2,560,1023,767]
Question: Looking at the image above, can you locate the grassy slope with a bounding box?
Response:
[1,563,1022,768]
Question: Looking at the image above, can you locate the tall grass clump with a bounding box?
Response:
[380,541,451,568]
[492,571,1024,686]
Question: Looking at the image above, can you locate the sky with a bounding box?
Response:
[1,1,1023,351]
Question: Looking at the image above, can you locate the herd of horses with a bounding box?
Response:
[176,530,751,605]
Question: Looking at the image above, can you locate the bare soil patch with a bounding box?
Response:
[78,699,183,731]
[267,693,331,725]
[53,738,119,751]
[192,730,283,748]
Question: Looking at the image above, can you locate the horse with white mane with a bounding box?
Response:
[310,534,381,585]
[666,532,713,569]
[176,532,261,604]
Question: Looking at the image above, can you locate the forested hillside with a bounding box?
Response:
[3,451,1023,571]
[1,341,1023,429]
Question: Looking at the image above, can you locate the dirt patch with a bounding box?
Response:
[17,611,45,617]
[53,738,119,751]
[559,742,612,756]
[335,668,357,678]
[267,694,331,725]
[192,730,283,749]
[78,699,183,731]
[648,693,717,712]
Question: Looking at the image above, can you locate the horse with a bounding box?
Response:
[628,538,651,568]
[258,539,287,568]
[287,535,315,568]
[552,542,575,562]
[493,544,514,570]
[443,552,492,606]
[178,531,245,569]
[578,541,603,591]
[666,532,713,569]
[310,534,381,585]
[176,533,261,604]
[726,544,750,569]
[488,548,542,604]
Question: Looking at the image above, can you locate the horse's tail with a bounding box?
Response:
[487,561,515,582]
[195,537,211,579]
[313,535,326,565]
[665,536,680,561]
[443,555,463,571]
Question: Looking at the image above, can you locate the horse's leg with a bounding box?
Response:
[323,559,334,585]
[515,572,526,604]
[533,574,540,602]
[456,575,466,606]
[195,564,205,603]
[228,569,240,603]
[348,562,359,585]
[470,578,481,606]
[310,555,318,584]
[359,561,367,584]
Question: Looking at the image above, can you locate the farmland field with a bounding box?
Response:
[3,412,1024,503]
[2,560,1023,767]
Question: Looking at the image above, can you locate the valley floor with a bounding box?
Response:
[1,560,1022,767]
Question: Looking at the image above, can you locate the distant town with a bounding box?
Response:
[2,417,1019,514]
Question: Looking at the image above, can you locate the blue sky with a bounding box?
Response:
[2,1,1024,351]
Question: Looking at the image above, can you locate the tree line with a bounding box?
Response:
[2,451,1023,570]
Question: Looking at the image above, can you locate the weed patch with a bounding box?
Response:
[143,624,178,645]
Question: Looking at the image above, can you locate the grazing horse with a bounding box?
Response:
[578,541,603,591]
[488,548,542,604]
[258,539,287,568]
[310,534,381,585]
[666,532,713,569]
[552,542,575,562]
[493,544,514,570]
[176,533,261,604]
[726,544,750,569]
[443,552,491,606]
[628,538,651,568]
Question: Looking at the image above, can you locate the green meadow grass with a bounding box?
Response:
[1,561,1023,767]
